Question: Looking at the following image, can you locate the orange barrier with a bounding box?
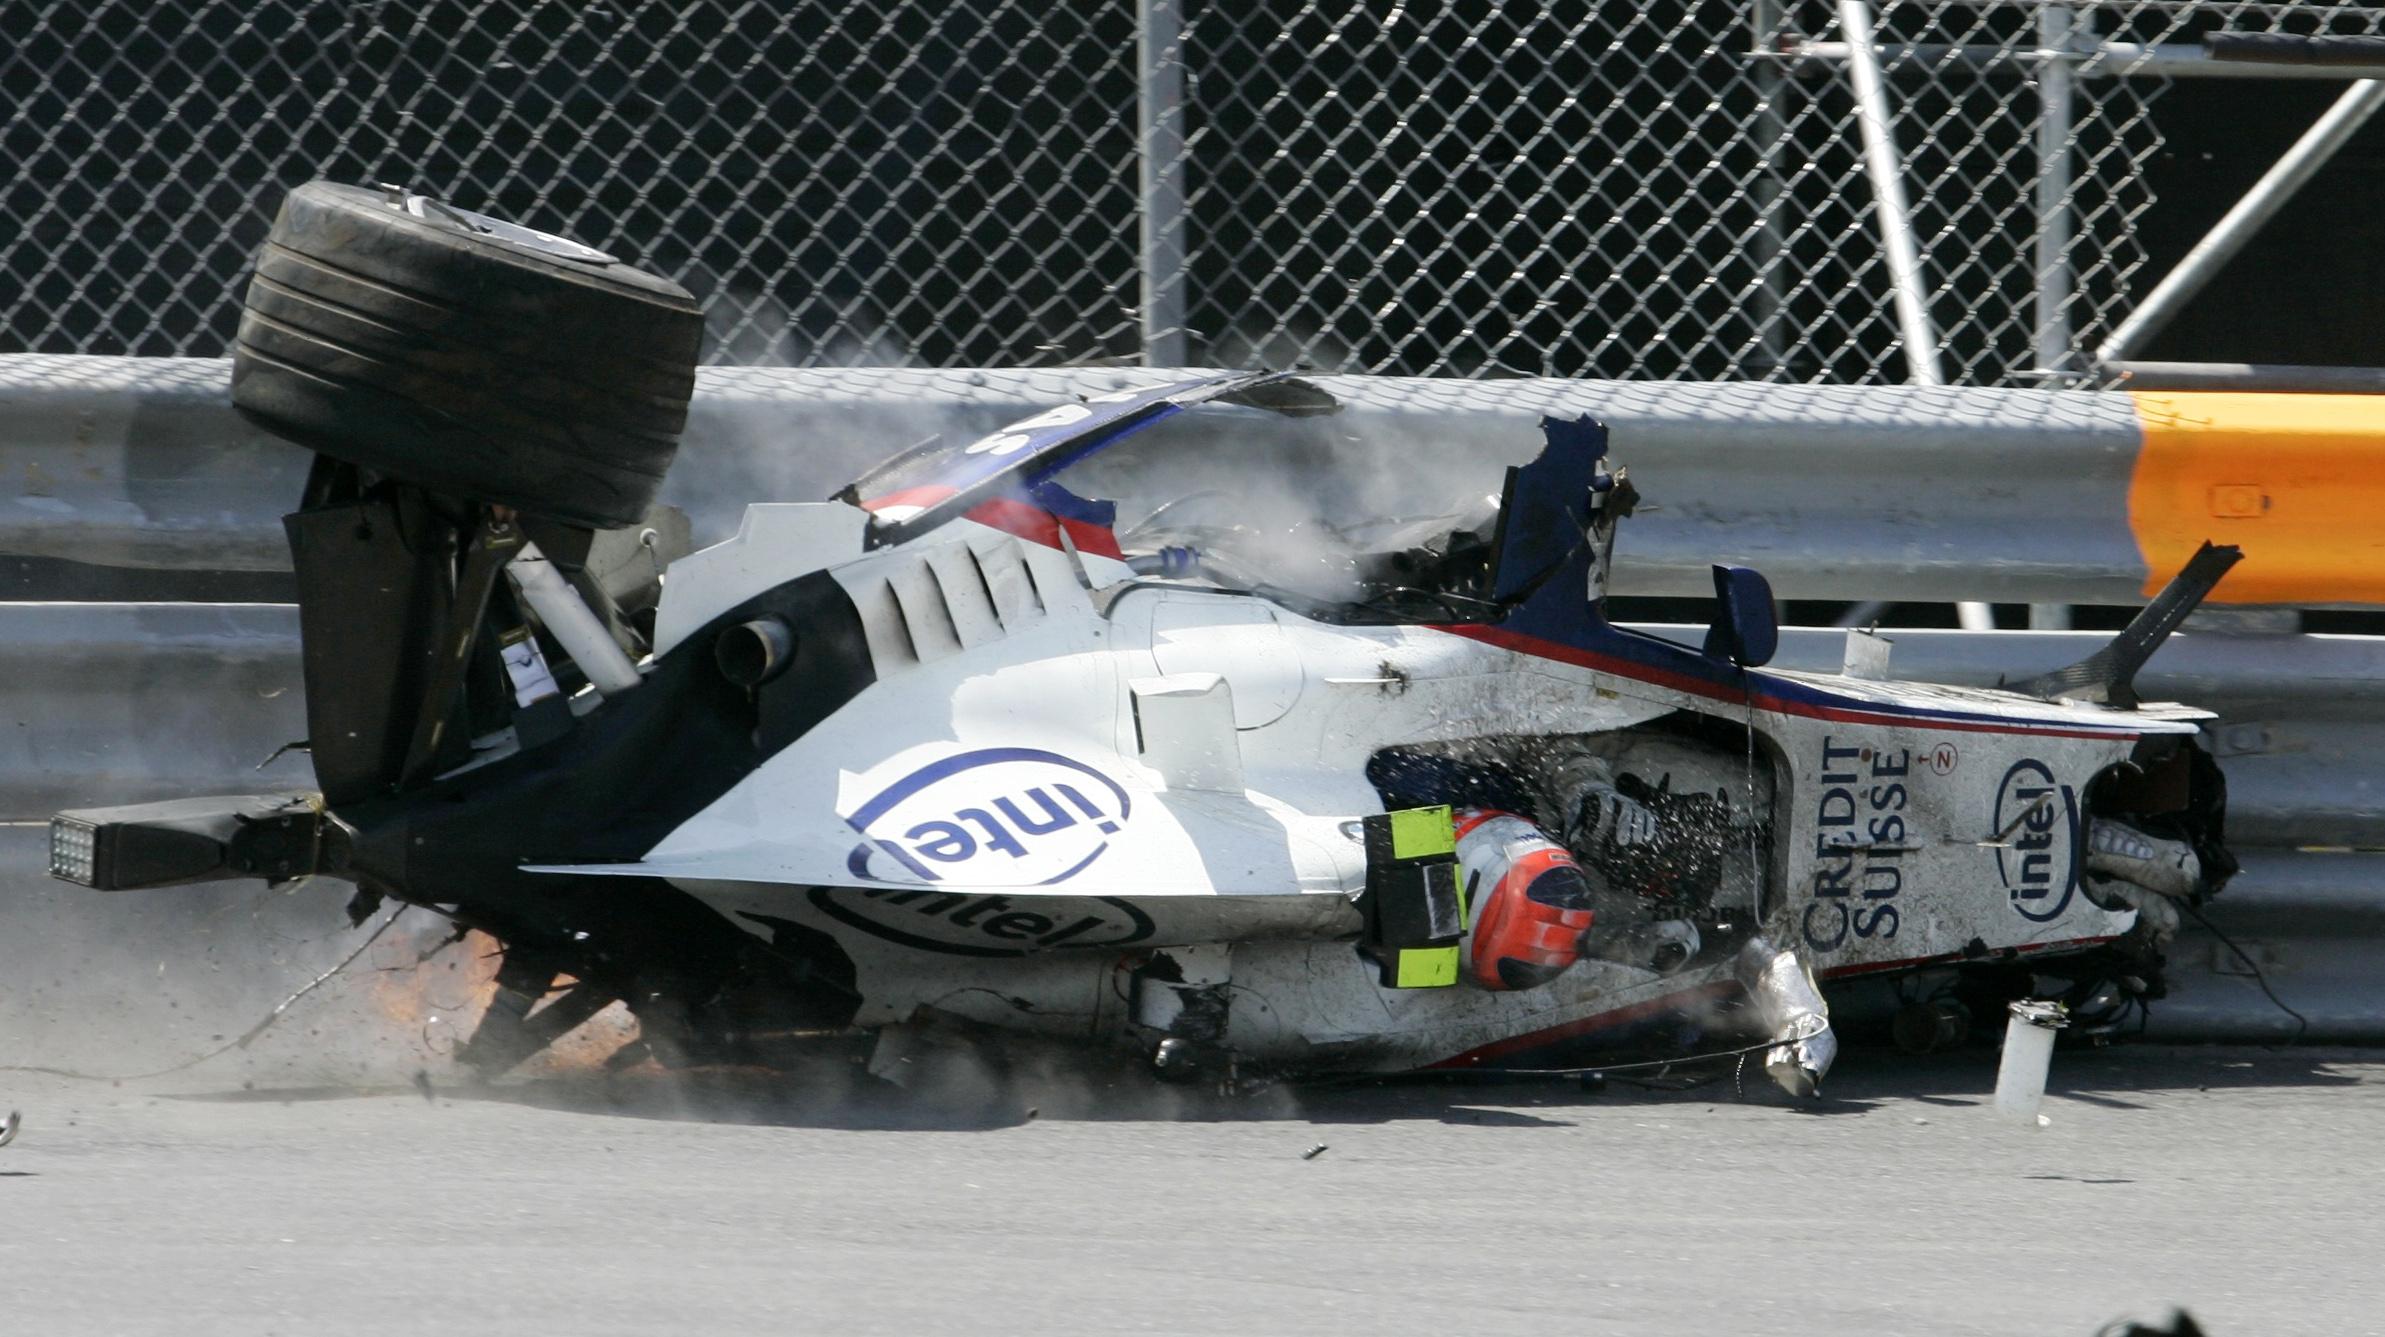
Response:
[2129,393,2385,604]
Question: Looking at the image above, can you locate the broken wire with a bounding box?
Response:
[0,905,411,1083]
[2182,901,2309,1045]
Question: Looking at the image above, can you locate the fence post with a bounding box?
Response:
[2033,2,2078,380]
[2031,3,2079,630]
[1139,0,1190,367]
[1837,0,1944,386]
[2097,79,2385,366]
[1751,0,1792,377]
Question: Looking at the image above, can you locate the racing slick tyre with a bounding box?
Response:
[231,180,703,530]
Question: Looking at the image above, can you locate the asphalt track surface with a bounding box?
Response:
[3,1040,2378,1336]
[0,857,2372,1334]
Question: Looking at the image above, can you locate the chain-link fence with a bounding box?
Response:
[5,1,2384,381]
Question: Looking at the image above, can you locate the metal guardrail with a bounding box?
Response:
[9,354,2383,605]
[0,602,305,817]
[8,606,2372,837]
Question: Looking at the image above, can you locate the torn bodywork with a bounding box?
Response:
[53,347,2238,1096]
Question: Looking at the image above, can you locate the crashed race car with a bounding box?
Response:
[50,184,2239,1097]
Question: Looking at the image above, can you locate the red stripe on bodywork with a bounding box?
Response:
[862,487,1122,559]
[862,485,958,513]
[1433,622,2139,742]
[961,496,1124,559]
[1817,934,2119,980]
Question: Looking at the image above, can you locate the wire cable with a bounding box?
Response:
[0,905,410,1082]
[2181,900,2309,1045]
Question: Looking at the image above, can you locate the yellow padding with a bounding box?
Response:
[2130,393,2385,604]
[1393,945,1460,988]
[1388,805,1456,860]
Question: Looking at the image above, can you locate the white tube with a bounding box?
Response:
[507,540,643,696]
[1137,0,1189,366]
[2099,79,2385,364]
[2032,3,2077,375]
[1837,0,1944,386]
[1994,1000,2066,1124]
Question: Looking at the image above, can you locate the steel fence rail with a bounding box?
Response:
[3,605,2374,847]
[0,601,305,816]
[2132,850,2385,1044]
[0,602,2373,1041]
[6,355,2381,606]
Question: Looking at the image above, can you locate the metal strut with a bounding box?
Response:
[397,512,521,789]
[1837,0,1944,387]
[2097,80,2385,368]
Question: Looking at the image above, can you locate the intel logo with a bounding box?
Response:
[1992,758,2079,923]
[843,747,1133,886]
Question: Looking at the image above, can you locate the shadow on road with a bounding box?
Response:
[160,1040,2374,1133]
[1816,1041,2368,1110]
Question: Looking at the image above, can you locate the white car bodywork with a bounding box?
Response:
[522,373,2210,1075]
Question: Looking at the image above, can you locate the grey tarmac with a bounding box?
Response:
[0,1043,2376,1337]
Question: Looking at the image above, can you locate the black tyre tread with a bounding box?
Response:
[234,343,665,528]
[230,179,701,530]
[268,183,702,358]
[251,242,700,399]
[236,310,678,474]
[242,270,690,443]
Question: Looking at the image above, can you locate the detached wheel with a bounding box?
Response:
[231,181,703,530]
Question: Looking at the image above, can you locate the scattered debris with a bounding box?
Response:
[1736,937,1838,1098]
[0,905,409,1085]
[1995,1000,2067,1125]
[1302,1143,1329,1160]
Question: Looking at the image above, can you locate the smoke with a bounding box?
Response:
[696,267,919,372]
[1058,398,1547,604]
[1202,318,1356,384]
[0,829,643,1094]
[662,270,1142,549]
[0,606,490,1091]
